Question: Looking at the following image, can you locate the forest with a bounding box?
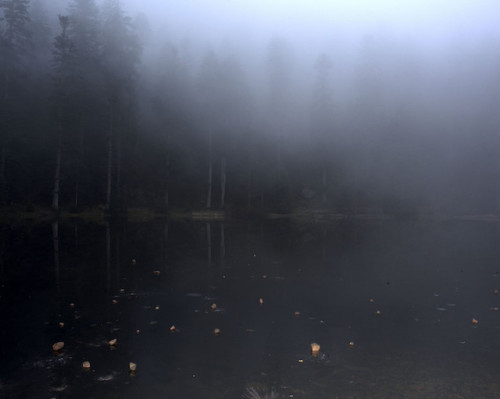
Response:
[1,0,500,217]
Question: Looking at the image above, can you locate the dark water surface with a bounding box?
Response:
[1,219,500,398]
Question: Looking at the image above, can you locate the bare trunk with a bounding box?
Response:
[74,123,84,211]
[165,151,170,209]
[322,164,327,205]
[105,106,114,210]
[206,127,213,209]
[116,132,122,210]
[247,165,252,210]
[220,157,226,209]
[52,108,63,210]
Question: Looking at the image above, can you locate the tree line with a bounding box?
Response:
[1,0,499,216]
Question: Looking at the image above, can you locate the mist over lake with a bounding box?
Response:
[1,1,500,398]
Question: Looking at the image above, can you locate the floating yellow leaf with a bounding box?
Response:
[310,342,320,354]
[52,342,64,352]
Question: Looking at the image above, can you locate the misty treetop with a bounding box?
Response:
[1,0,500,215]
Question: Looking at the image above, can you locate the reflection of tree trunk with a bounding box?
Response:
[105,221,111,293]
[52,221,60,294]
[115,231,120,289]
[162,222,169,272]
[220,157,226,209]
[0,141,6,205]
[0,226,5,280]
[206,222,212,266]
[321,225,327,265]
[206,128,212,209]
[220,223,225,267]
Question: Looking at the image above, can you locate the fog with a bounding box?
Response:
[1,0,500,215]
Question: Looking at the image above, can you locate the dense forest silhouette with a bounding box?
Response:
[1,0,499,216]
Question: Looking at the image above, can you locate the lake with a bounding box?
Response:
[1,218,500,398]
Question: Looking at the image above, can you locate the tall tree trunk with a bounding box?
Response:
[164,150,170,210]
[206,127,213,209]
[116,131,122,211]
[322,164,327,205]
[220,157,226,209]
[105,105,114,211]
[52,107,63,211]
[74,122,84,211]
[247,163,252,210]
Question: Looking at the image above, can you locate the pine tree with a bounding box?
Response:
[66,0,101,210]
[100,0,141,212]
[0,0,32,204]
[51,14,75,210]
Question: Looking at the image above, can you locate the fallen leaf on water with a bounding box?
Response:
[129,362,137,372]
[58,322,64,328]
[294,311,300,317]
[82,361,91,369]
[472,318,479,325]
[376,310,381,315]
[109,339,117,346]
[52,342,64,352]
[214,328,221,335]
[490,307,499,311]
[369,298,375,303]
[112,299,118,305]
[259,298,264,305]
[153,270,161,276]
[349,341,355,347]
[310,342,320,354]
[170,325,176,332]
[211,303,217,310]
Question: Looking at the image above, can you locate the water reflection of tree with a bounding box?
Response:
[52,220,60,293]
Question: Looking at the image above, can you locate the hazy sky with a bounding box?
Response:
[123,0,499,43]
